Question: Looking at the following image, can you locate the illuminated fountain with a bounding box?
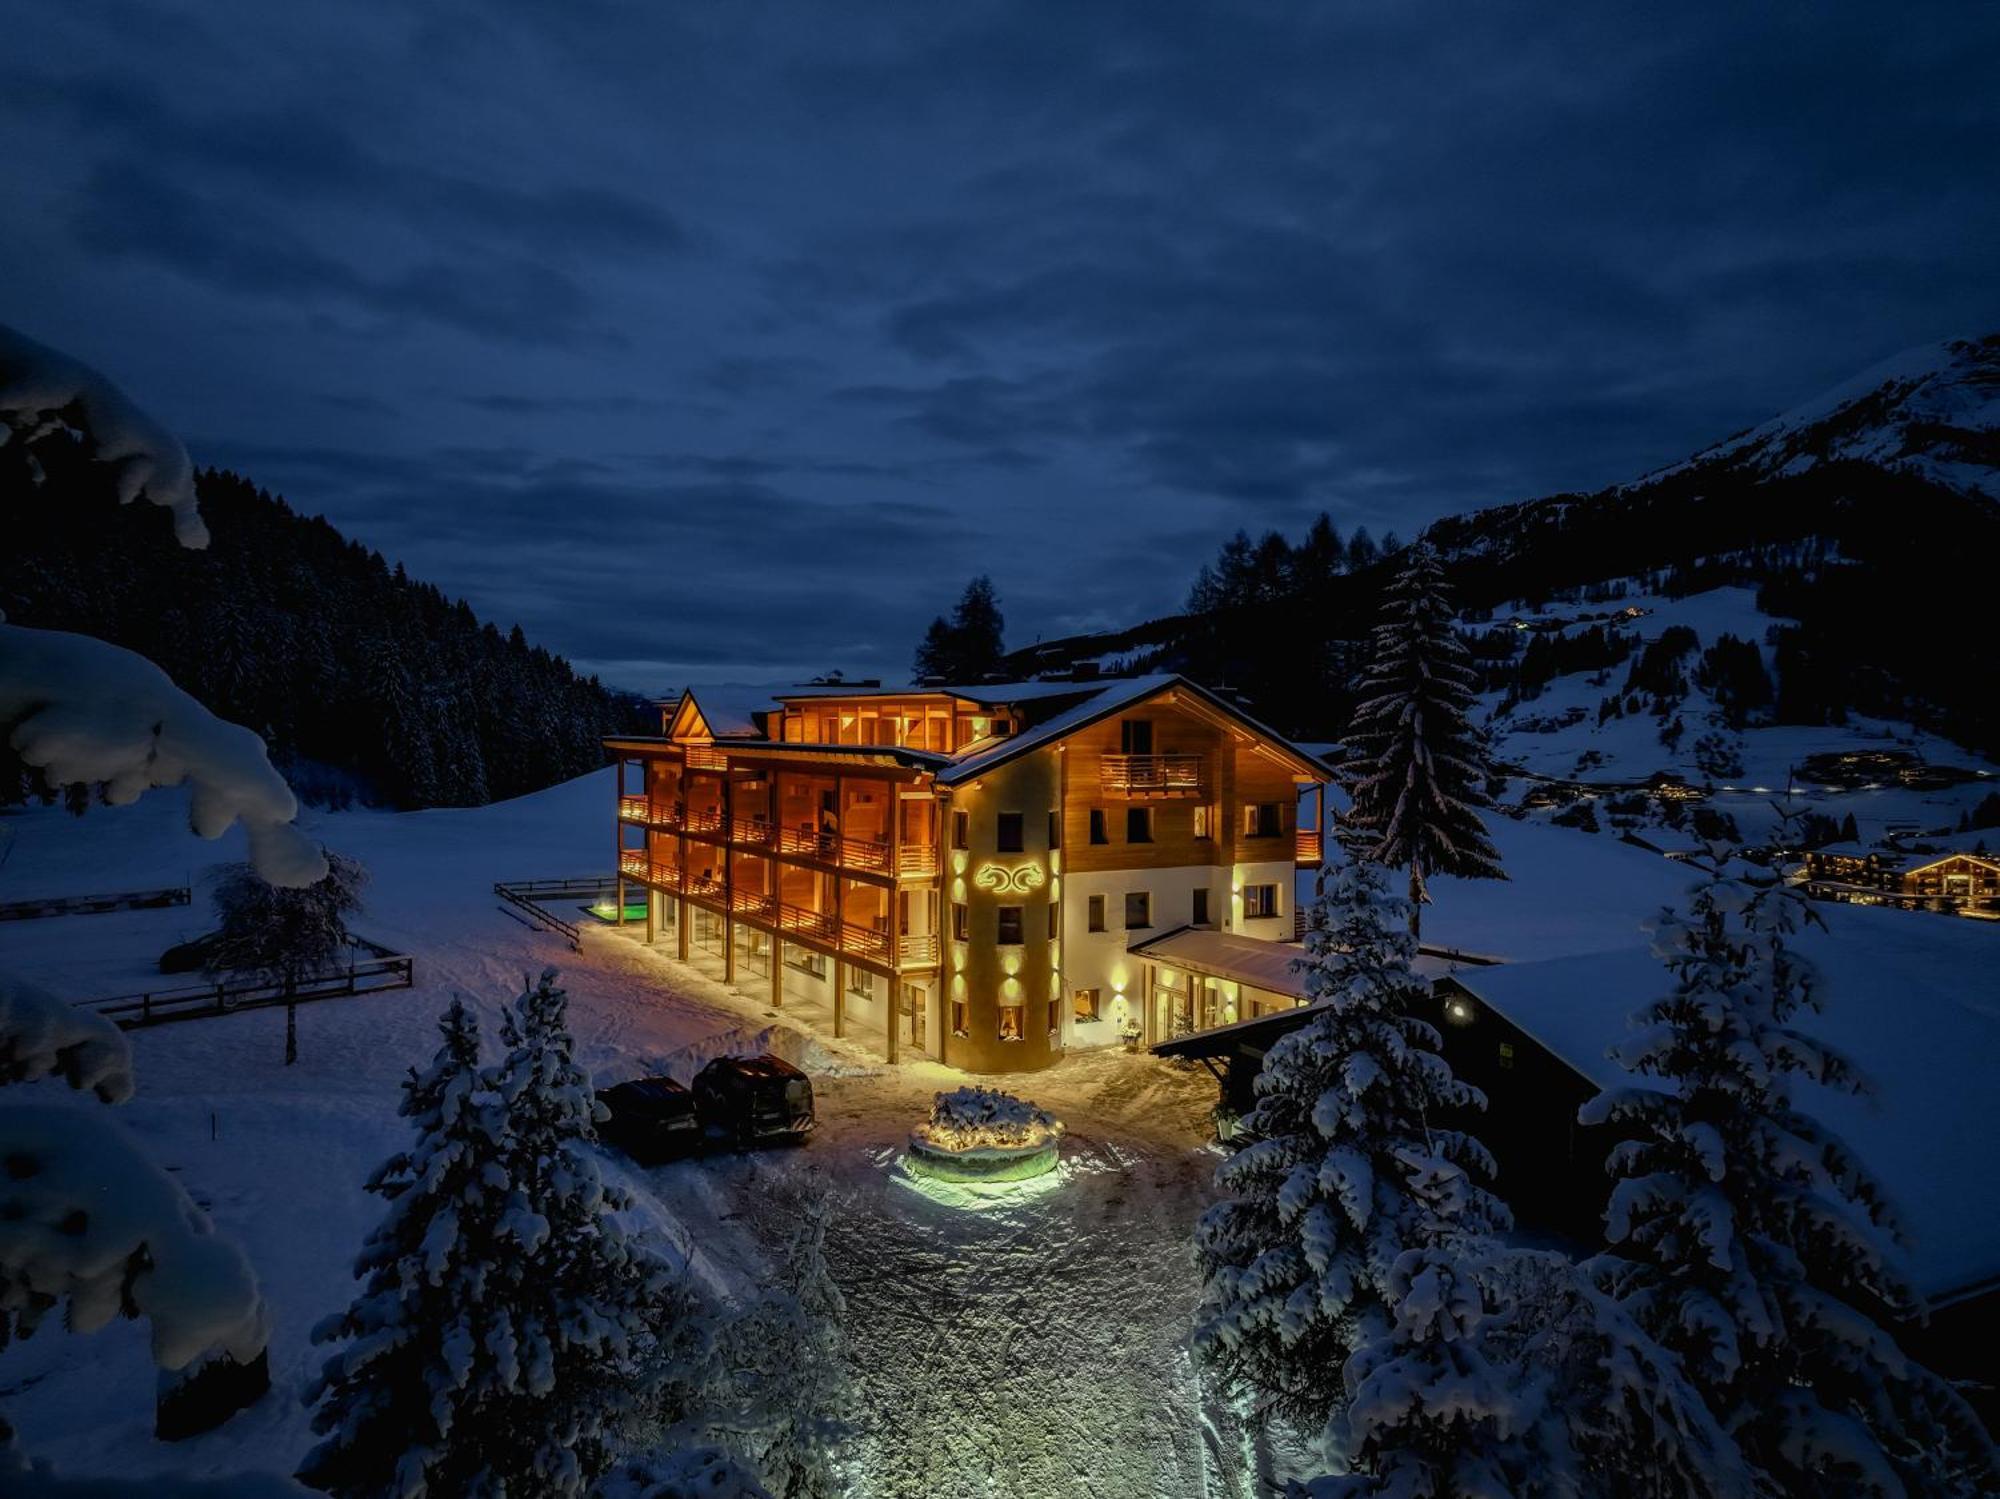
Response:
[907,1086,1064,1182]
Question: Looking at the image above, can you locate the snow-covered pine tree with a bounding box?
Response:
[481,969,662,1494]
[1301,1238,1537,1498]
[1193,849,1506,1446]
[1340,540,1503,938]
[1581,855,1999,1496]
[298,997,513,1497]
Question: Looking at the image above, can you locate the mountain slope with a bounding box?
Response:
[1661,332,1999,499]
[3,445,652,810]
[1004,331,2000,757]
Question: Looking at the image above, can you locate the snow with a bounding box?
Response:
[0,321,206,548]
[1445,902,2000,1301]
[1643,332,2000,501]
[1,770,1287,1495]
[1,624,325,889]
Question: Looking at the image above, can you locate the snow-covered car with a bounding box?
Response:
[691,1055,815,1145]
[595,1077,701,1163]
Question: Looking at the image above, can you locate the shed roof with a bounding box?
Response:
[1442,907,2000,1301]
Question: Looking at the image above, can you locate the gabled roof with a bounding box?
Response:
[936,674,1333,785]
[668,686,778,741]
[1905,851,2000,877]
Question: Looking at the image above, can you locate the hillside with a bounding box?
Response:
[1004,332,2000,759]
[2,439,652,809]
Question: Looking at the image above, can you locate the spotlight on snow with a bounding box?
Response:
[906,1086,1063,1184]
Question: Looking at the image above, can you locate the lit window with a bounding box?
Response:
[999,1004,1024,1041]
[1074,987,1101,1021]
[1244,802,1282,837]
[1243,884,1278,919]
[1193,805,1214,839]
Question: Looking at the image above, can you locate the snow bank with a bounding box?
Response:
[0,322,205,548]
[1,624,325,887]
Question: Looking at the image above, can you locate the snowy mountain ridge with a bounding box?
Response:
[1647,331,2000,502]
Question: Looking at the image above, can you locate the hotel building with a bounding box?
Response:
[606,674,1331,1073]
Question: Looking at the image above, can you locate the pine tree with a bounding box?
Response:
[910,576,1006,682]
[1341,541,1504,938]
[482,969,662,1495]
[1580,856,1998,1496]
[300,998,513,1497]
[304,975,666,1498]
[1301,1239,1538,1498]
[1192,851,1506,1446]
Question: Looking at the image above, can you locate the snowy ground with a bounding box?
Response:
[1,774,1297,1496]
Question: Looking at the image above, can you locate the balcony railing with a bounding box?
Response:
[899,932,940,966]
[620,853,687,892]
[774,825,893,874]
[730,816,776,848]
[1296,828,1324,865]
[619,796,683,829]
[685,745,728,772]
[897,844,939,877]
[1100,753,1205,796]
[684,806,725,836]
[730,887,777,921]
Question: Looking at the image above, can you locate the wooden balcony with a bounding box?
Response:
[730,816,776,849]
[619,869,940,971]
[684,745,728,772]
[1296,828,1324,865]
[1099,753,1205,797]
[897,843,939,878]
[774,824,893,874]
[619,796,681,829]
[683,806,726,837]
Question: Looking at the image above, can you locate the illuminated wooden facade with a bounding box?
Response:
[1801,847,2000,915]
[607,675,1330,1073]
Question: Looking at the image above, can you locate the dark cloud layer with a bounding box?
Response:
[5,1,1996,690]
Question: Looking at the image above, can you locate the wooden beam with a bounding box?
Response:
[833,959,846,1038]
[770,941,784,1008]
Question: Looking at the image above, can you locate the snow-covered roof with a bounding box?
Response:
[1442,907,2000,1300]
[937,674,1333,785]
[675,685,780,739]
[767,678,1097,705]
[1129,927,1313,1000]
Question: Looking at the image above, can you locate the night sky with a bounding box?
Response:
[7,3,1996,690]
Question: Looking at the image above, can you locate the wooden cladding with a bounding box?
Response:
[1099,753,1205,797]
[684,745,729,772]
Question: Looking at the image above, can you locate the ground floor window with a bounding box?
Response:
[1047,998,1062,1037]
[1243,883,1278,919]
[785,946,828,979]
[1074,987,1101,1021]
[952,999,969,1037]
[998,1003,1024,1041]
[848,968,876,1000]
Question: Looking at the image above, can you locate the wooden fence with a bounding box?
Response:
[76,937,415,1030]
[1,885,191,922]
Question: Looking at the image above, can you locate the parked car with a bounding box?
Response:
[691,1054,815,1145]
[596,1077,701,1163]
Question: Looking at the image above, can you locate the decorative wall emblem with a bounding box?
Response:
[974,861,1047,895]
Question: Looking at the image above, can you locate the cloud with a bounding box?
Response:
[5,0,1996,684]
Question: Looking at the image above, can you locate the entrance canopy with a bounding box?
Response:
[1129,927,1313,1001]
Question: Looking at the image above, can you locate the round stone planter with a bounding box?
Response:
[906,1131,1061,1182]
